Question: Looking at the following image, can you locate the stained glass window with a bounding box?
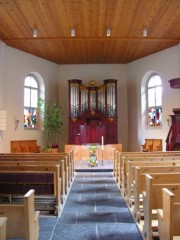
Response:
[24,75,38,129]
[147,75,162,127]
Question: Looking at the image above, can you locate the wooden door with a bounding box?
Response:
[80,125,105,144]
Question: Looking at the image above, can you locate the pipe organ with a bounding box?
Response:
[68,79,118,144]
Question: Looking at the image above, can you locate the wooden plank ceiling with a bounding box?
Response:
[0,0,180,64]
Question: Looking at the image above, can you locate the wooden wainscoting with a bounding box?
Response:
[65,144,122,160]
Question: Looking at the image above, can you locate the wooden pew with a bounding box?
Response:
[143,173,180,240]
[113,151,180,238]
[0,189,40,240]
[157,188,180,240]
[133,165,180,221]
[152,139,162,151]
[113,150,120,182]
[11,140,40,153]
[141,139,162,152]
[114,151,180,177]
[0,217,7,240]
[0,158,66,204]
[0,152,74,202]
[141,139,154,152]
[124,159,180,201]
[114,151,180,188]
[70,149,74,180]
[0,165,61,216]
[121,154,180,195]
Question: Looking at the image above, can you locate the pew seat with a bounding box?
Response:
[0,189,40,240]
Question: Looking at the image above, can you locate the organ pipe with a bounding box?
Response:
[69,79,117,120]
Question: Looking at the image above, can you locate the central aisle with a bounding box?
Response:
[39,172,143,240]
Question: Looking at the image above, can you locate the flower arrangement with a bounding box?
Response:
[51,144,58,149]
[89,145,97,154]
[40,144,58,153]
[88,145,98,166]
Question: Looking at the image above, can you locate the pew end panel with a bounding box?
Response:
[0,189,40,240]
[143,173,180,240]
[0,217,7,240]
[157,188,180,240]
[142,174,153,240]
[24,189,40,240]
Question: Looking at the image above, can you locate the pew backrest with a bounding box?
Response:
[124,160,180,199]
[133,165,180,219]
[0,189,40,240]
[143,173,180,240]
[0,165,61,216]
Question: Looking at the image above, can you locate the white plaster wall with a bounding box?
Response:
[59,64,128,151]
[127,44,180,151]
[0,42,59,152]
[0,41,7,108]
[0,42,7,152]
[1,40,179,153]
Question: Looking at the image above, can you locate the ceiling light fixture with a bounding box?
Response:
[70,28,76,37]
[143,28,148,37]
[32,29,38,38]
[106,27,111,37]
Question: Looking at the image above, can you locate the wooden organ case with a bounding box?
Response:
[68,79,118,145]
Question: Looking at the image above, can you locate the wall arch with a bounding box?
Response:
[141,70,161,129]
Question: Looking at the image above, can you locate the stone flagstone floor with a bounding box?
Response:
[39,170,143,240]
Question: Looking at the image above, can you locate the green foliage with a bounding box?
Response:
[88,145,98,166]
[89,145,97,154]
[38,98,64,146]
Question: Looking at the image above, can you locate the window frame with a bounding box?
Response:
[146,74,162,128]
[24,74,39,129]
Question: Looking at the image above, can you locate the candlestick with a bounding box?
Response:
[102,136,104,150]
[101,136,104,165]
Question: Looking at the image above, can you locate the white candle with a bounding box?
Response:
[102,136,104,150]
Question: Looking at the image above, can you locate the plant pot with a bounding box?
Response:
[52,148,58,153]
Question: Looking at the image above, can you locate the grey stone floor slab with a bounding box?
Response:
[52,224,97,240]
[97,223,143,240]
[37,171,143,240]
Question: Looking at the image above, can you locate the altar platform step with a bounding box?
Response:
[74,159,113,172]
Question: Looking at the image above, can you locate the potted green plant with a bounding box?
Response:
[38,98,64,152]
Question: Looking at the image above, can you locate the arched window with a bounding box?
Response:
[24,75,38,129]
[147,74,162,127]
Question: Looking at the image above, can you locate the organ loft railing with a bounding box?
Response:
[68,79,118,145]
